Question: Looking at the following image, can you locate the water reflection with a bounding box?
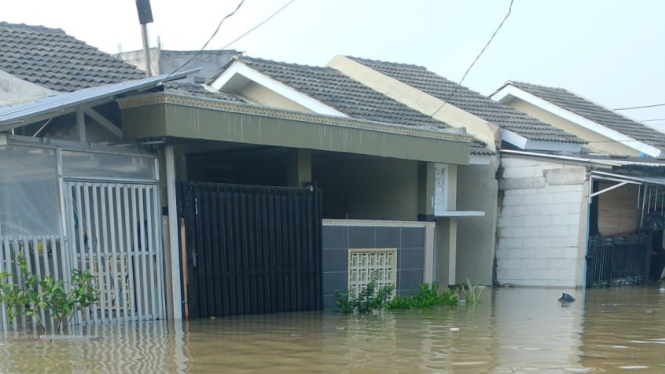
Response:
[0,286,664,373]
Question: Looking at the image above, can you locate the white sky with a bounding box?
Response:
[5,0,665,130]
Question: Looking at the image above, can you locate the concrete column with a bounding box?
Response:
[165,146,183,320]
[417,162,436,221]
[435,217,457,286]
[286,149,312,187]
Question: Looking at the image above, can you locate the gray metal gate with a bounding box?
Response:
[64,181,166,324]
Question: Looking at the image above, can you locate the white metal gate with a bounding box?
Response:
[64,181,166,324]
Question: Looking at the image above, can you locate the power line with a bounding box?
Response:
[429,0,515,119]
[640,118,665,122]
[167,0,246,78]
[614,103,665,111]
[219,0,297,51]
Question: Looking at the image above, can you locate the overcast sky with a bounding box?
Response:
[5,0,665,130]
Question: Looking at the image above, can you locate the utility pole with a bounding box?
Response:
[135,0,154,77]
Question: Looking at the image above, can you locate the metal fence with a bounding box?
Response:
[65,181,166,324]
[0,236,67,332]
[180,182,323,318]
[586,234,651,287]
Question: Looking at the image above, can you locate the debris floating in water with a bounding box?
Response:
[558,293,576,302]
[460,299,467,306]
[450,327,460,332]
[659,288,665,293]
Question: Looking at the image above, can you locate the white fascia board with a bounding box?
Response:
[210,61,348,117]
[524,139,583,153]
[469,155,492,165]
[501,128,581,152]
[501,129,528,149]
[435,211,485,217]
[492,85,662,157]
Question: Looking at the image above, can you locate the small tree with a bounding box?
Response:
[0,255,99,332]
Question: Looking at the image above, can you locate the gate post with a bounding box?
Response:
[166,146,183,320]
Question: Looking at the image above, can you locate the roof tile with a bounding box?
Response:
[509,81,665,152]
[347,56,585,145]
[0,22,145,92]
[228,56,493,155]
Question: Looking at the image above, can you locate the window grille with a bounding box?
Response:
[348,248,397,296]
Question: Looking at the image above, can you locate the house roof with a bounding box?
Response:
[164,82,246,103]
[218,56,494,156]
[346,57,585,145]
[506,81,665,152]
[0,22,145,93]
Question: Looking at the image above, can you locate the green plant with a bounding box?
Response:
[334,272,394,314]
[387,283,460,309]
[0,255,99,332]
[460,278,483,304]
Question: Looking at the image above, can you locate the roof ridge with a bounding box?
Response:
[0,21,65,33]
[345,56,428,70]
[237,55,330,70]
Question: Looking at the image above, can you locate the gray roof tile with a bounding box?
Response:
[164,82,246,103]
[0,22,146,92]
[509,81,665,152]
[226,56,493,155]
[347,57,586,145]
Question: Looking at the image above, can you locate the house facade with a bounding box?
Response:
[492,82,665,287]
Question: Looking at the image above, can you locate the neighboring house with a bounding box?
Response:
[115,48,237,84]
[208,55,589,287]
[1,22,482,324]
[492,81,665,157]
[491,82,665,287]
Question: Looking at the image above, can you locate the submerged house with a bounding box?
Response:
[1,21,501,324]
[490,82,665,287]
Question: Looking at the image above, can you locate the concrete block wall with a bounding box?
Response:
[322,221,428,308]
[496,157,588,287]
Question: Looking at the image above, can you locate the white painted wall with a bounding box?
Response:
[496,157,588,288]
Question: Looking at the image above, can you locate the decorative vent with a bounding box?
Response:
[348,248,397,296]
[434,163,449,215]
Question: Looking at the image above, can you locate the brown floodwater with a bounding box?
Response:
[1,286,664,373]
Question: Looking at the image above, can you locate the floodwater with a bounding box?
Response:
[1,286,665,373]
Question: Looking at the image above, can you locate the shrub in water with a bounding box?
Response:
[460,278,483,304]
[335,272,394,314]
[0,255,99,332]
[387,283,459,309]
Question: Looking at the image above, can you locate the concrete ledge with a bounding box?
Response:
[322,219,435,228]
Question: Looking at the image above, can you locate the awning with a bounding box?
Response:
[0,70,196,132]
[589,171,665,203]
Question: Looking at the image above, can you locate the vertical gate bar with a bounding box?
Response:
[210,189,221,316]
[151,186,166,320]
[92,183,108,324]
[254,192,264,314]
[218,188,229,317]
[43,236,55,330]
[0,239,8,330]
[268,192,277,313]
[32,236,47,329]
[51,236,60,282]
[8,237,18,330]
[221,188,231,316]
[76,183,96,323]
[194,187,206,317]
[249,191,258,314]
[277,192,285,312]
[114,186,128,322]
[144,185,158,320]
[75,184,93,324]
[131,186,144,322]
[240,191,251,314]
[138,185,151,320]
[21,237,36,331]
[64,184,81,327]
[123,187,135,321]
[107,185,122,323]
[202,189,213,317]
